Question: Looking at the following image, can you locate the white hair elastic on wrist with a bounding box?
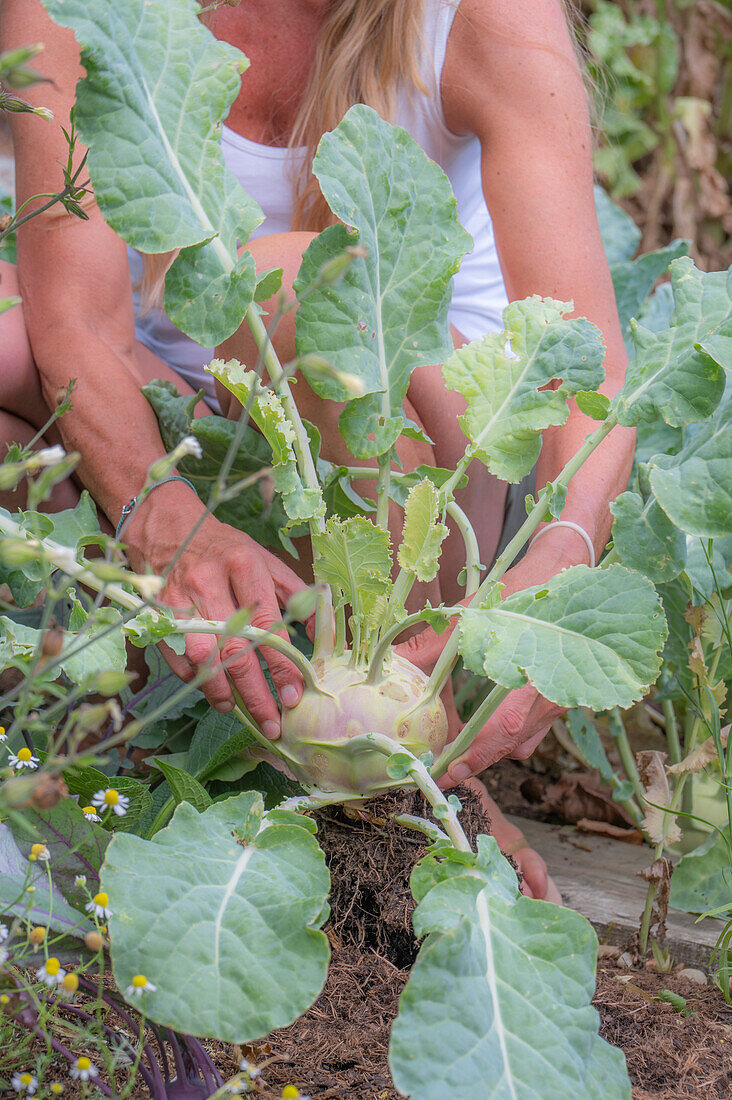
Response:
[528,521,596,569]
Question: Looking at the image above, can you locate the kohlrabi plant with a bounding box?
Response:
[0,0,730,1096]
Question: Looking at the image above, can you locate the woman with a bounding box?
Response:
[0,0,635,899]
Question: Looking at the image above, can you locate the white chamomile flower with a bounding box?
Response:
[0,725,6,741]
[239,1060,261,1080]
[11,1071,37,1095]
[29,843,50,862]
[37,956,65,987]
[0,923,8,942]
[126,974,156,998]
[74,874,87,888]
[0,946,10,966]
[8,747,39,770]
[85,891,112,920]
[81,806,101,822]
[70,1057,98,1082]
[90,788,129,816]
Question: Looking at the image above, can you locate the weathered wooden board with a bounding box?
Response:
[509,815,724,969]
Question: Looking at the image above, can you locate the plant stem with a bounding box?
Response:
[608,708,646,805]
[176,617,322,693]
[393,813,450,844]
[279,790,363,813]
[243,303,334,657]
[366,604,465,684]
[430,684,511,780]
[425,416,616,700]
[662,698,681,764]
[447,501,482,597]
[376,456,391,531]
[364,732,472,851]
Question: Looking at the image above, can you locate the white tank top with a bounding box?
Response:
[130,0,508,410]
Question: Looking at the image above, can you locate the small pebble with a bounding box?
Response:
[617,951,635,968]
[598,945,621,960]
[677,967,708,985]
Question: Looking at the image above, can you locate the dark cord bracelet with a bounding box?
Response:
[115,475,196,539]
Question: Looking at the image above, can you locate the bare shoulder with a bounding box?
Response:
[442,0,585,137]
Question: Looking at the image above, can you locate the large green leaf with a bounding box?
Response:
[610,485,687,582]
[649,396,732,539]
[442,298,606,482]
[397,480,449,584]
[151,757,213,813]
[41,0,262,345]
[294,104,472,458]
[62,763,152,834]
[142,379,288,547]
[389,838,631,1100]
[312,516,392,608]
[459,565,666,711]
[206,360,325,528]
[9,800,110,905]
[102,792,330,1041]
[614,258,730,427]
[0,600,126,688]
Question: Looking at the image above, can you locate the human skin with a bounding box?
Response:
[0,1,633,892]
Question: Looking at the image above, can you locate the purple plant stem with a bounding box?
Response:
[49,1002,160,1096]
[42,819,100,879]
[77,979,167,1095]
[183,1037,222,1091]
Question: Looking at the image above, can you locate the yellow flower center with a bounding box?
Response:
[93,892,108,908]
[103,790,119,806]
[0,726,5,735]
[76,1058,91,1072]
[61,973,79,993]
[132,975,148,988]
[82,806,96,816]
[20,1074,33,1086]
[51,1085,64,1095]
[17,748,32,762]
[45,957,60,976]
[31,843,46,857]
[0,993,9,1004]
[281,1088,300,1099]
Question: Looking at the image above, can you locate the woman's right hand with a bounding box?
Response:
[125,480,308,737]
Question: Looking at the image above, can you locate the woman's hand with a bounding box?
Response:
[125,481,308,736]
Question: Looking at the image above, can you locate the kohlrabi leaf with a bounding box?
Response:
[611,239,689,341]
[459,564,666,711]
[312,516,392,610]
[0,822,93,939]
[142,379,288,548]
[649,395,732,539]
[186,708,257,781]
[389,837,631,1100]
[397,480,449,583]
[614,258,730,427]
[206,360,325,528]
[294,104,472,458]
[102,792,330,1041]
[443,297,606,483]
[41,0,262,346]
[0,600,126,687]
[610,486,687,582]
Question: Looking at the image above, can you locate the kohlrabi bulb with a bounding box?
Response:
[280,652,448,794]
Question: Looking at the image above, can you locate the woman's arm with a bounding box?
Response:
[432,0,636,779]
[1,0,307,731]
